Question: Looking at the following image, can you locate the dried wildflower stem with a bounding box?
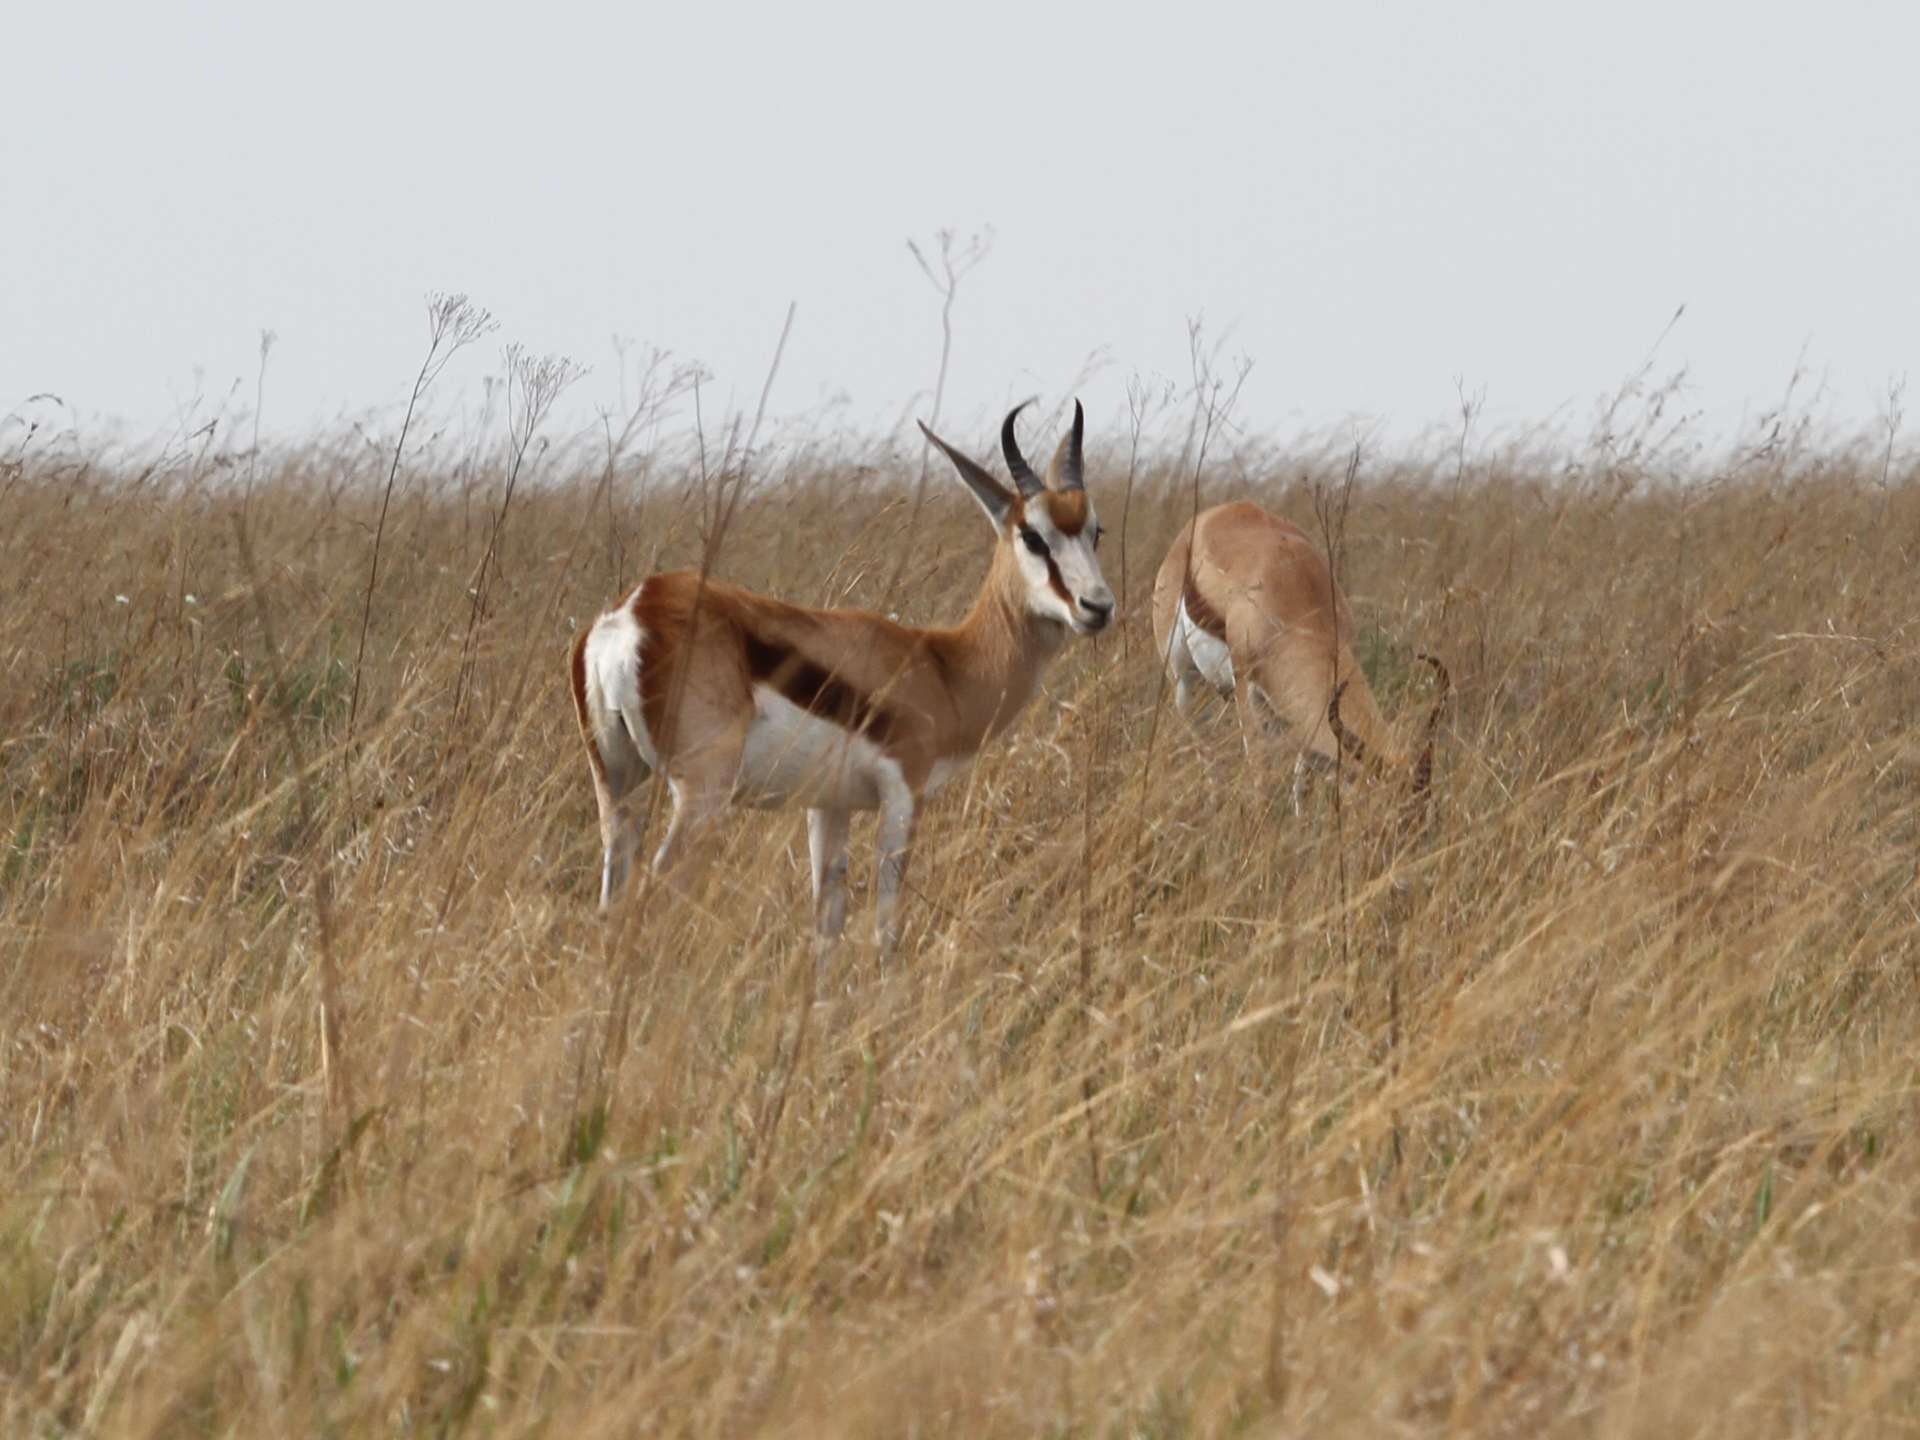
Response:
[451,343,583,728]
[350,292,495,742]
[883,227,991,612]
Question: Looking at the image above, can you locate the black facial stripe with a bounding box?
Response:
[1043,555,1074,609]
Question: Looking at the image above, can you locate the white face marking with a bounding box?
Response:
[1014,505,1114,635]
[734,685,890,811]
[1177,597,1235,695]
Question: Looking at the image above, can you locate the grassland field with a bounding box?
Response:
[3,391,1919,1437]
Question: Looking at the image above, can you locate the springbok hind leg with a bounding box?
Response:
[598,788,645,910]
[589,736,648,911]
[650,778,727,899]
[647,715,746,901]
[1239,679,1295,788]
[1290,749,1335,817]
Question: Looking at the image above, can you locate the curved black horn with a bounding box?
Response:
[1327,679,1371,768]
[1050,398,1086,491]
[1000,399,1044,499]
[1411,652,1450,795]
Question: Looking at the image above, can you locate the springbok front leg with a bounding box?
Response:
[1233,674,1268,768]
[873,775,919,956]
[808,807,852,943]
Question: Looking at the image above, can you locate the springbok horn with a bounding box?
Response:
[1410,652,1450,795]
[1046,399,1086,492]
[1327,679,1370,767]
[1000,399,1045,499]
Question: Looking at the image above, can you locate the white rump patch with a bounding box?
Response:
[1177,597,1235,696]
[584,602,658,768]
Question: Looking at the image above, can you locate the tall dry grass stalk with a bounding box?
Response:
[3,394,1918,1437]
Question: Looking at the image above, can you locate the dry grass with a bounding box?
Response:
[4,404,1919,1438]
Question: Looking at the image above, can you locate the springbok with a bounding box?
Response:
[1150,501,1447,813]
[570,401,1114,953]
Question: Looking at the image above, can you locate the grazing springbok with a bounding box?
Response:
[1150,501,1447,813]
[570,401,1114,952]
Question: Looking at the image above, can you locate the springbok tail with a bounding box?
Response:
[571,623,649,794]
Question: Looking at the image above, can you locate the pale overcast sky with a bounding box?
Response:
[5,0,1916,451]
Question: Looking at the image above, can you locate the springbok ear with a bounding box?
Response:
[919,420,1014,529]
[1044,399,1086,492]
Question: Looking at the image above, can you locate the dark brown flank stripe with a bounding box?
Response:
[743,630,899,743]
[1181,574,1229,643]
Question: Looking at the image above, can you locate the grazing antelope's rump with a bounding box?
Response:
[1150,501,1447,812]
[570,401,1114,953]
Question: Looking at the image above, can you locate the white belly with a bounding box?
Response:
[734,686,889,811]
[1177,598,1235,695]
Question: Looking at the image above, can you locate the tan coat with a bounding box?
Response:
[1151,501,1444,798]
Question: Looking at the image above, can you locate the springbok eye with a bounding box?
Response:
[1020,528,1050,558]
[1090,523,1104,551]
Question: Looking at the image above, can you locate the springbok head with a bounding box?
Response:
[1328,652,1451,796]
[920,400,1115,636]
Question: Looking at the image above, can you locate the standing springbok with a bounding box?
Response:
[1150,501,1447,813]
[570,401,1114,952]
